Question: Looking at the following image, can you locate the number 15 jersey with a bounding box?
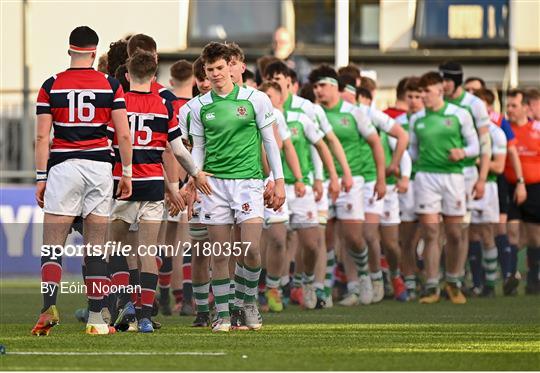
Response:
[111,91,182,201]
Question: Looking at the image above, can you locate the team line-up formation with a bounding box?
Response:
[31,26,540,335]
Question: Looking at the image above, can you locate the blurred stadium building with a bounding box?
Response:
[1,0,539,182]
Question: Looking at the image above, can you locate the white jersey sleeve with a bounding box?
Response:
[351,105,377,138]
[314,104,333,135]
[178,103,191,140]
[251,90,276,130]
[453,106,479,158]
[300,113,324,145]
[470,95,491,129]
[274,108,290,141]
[187,97,204,137]
[359,103,395,133]
[490,123,507,155]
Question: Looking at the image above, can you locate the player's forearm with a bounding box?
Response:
[367,134,386,182]
[327,133,351,177]
[399,150,412,178]
[162,144,181,182]
[261,145,271,177]
[191,136,206,170]
[284,140,303,180]
[462,132,480,159]
[169,138,199,177]
[389,126,409,168]
[35,114,52,173]
[112,109,133,169]
[508,145,524,179]
[310,145,324,180]
[273,123,283,149]
[315,140,338,180]
[489,154,506,175]
[35,137,50,173]
[261,124,284,180]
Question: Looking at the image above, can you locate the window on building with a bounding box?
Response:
[188,0,281,46]
[294,0,380,47]
[414,0,508,48]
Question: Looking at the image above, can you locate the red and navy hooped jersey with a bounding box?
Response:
[151,80,177,102]
[111,91,182,201]
[36,68,125,170]
[171,96,190,117]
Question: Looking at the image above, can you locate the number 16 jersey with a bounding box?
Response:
[36,67,126,170]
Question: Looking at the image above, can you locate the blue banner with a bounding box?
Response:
[0,186,83,275]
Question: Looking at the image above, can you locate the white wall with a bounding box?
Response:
[1,0,182,96]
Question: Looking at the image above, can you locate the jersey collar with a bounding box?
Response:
[449,90,465,105]
[324,98,343,113]
[210,83,239,101]
[427,101,448,115]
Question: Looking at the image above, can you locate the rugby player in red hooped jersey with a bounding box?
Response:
[107,51,211,333]
[503,89,540,296]
[384,77,409,119]
[32,26,133,336]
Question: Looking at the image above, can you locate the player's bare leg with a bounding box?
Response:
[32,213,74,336]
[82,213,116,334]
[399,221,420,299]
[364,213,384,303]
[207,224,234,332]
[419,214,442,303]
[265,223,287,312]
[381,224,407,301]
[443,215,467,304]
[136,219,161,332]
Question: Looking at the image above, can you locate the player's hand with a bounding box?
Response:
[36,182,46,208]
[264,179,275,208]
[194,171,213,195]
[374,179,386,200]
[294,181,306,198]
[472,179,485,200]
[448,148,466,162]
[514,183,527,205]
[395,177,409,194]
[186,185,200,221]
[272,179,286,211]
[116,175,132,200]
[328,176,340,203]
[386,162,400,178]
[341,172,353,193]
[165,186,185,216]
[313,179,323,202]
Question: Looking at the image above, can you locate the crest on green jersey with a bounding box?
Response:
[236,106,248,118]
[444,118,453,127]
[291,127,299,136]
[340,117,350,127]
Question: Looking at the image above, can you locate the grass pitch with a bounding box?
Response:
[0,278,538,371]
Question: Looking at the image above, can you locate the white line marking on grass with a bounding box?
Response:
[8,351,226,356]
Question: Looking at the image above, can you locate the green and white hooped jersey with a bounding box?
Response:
[323,100,376,178]
[487,123,507,182]
[189,84,275,180]
[447,90,490,167]
[283,111,323,185]
[409,102,476,174]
